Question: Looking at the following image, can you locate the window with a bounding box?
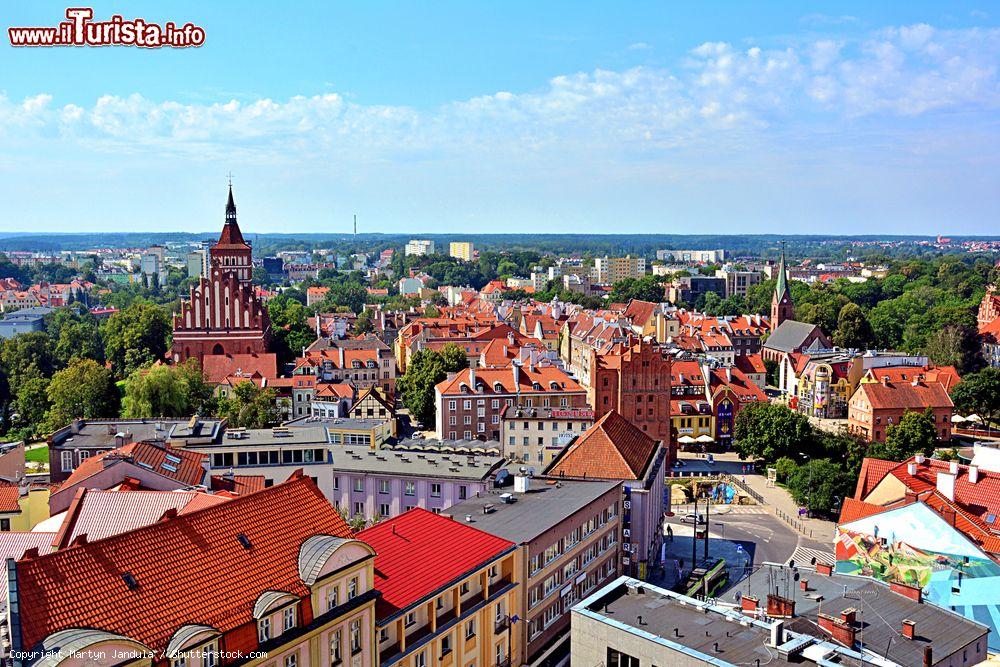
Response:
[379,627,389,643]
[0,518,9,532]
[379,503,390,517]
[459,485,468,500]
[460,581,470,594]
[405,612,417,627]
[405,481,416,496]
[607,648,639,667]
[171,656,187,667]
[415,652,426,667]
[283,606,296,632]
[353,501,364,516]
[441,635,452,656]
[466,619,477,639]
[353,478,364,492]
[431,483,442,497]
[348,576,359,599]
[203,644,218,667]
[379,479,390,494]
[326,586,339,611]
[61,450,74,471]
[258,617,271,642]
[284,654,297,667]
[331,630,343,665]
[351,619,362,654]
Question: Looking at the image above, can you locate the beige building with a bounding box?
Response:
[449,241,475,262]
[592,256,646,284]
[501,405,595,466]
[405,240,435,256]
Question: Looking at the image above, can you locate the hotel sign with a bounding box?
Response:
[550,409,594,419]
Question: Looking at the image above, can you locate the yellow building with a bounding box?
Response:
[449,242,474,262]
[0,484,50,531]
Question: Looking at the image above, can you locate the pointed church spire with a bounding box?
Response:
[217,182,247,247]
[226,183,237,222]
[775,241,788,299]
[771,241,793,326]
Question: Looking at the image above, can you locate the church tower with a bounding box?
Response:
[771,242,794,326]
[209,184,253,287]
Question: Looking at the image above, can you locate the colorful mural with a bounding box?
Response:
[837,502,1000,651]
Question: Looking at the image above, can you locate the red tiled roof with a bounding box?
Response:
[623,299,657,326]
[202,353,278,386]
[0,485,21,513]
[864,365,962,392]
[210,474,267,496]
[60,441,207,490]
[547,411,660,481]
[735,354,766,375]
[16,475,352,654]
[358,508,514,618]
[853,458,898,499]
[436,365,584,397]
[838,497,888,525]
[854,380,953,411]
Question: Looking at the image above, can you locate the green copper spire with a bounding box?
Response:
[775,241,789,299]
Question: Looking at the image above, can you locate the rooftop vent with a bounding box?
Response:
[122,572,139,590]
[237,533,252,550]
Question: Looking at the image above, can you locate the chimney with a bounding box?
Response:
[969,465,979,484]
[949,460,959,475]
[816,562,833,576]
[890,580,923,603]
[907,462,917,475]
[766,594,795,618]
[923,646,933,667]
[915,454,925,464]
[740,595,759,615]
[881,375,890,386]
[339,347,345,367]
[469,367,476,387]
[769,620,784,648]
[937,471,956,502]
[799,579,809,592]
[902,619,915,640]
[818,613,857,648]
[840,608,857,625]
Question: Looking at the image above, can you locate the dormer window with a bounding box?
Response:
[258,617,271,642]
[283,606,296,632]
[348,576,359,599]
[494,381,504,392]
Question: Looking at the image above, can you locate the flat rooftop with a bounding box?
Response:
[443,478,620,543]
[577,577,872,667]
[743,563,988,667]
[283,416,391,431]
[213,426,332,447]
[330,446,504,480]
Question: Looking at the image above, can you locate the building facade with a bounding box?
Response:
[500,406,595,466]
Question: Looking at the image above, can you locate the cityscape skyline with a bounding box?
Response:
[1,1,998,235]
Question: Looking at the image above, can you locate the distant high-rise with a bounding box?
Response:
[405,239,435,256]
[449,241,474,262]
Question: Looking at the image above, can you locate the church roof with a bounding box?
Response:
[215,185,249,249]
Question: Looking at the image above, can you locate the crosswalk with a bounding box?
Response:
[670,504,769,516]
[787,546,835,567]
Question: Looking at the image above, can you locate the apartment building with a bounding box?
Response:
[500,405,595,466]
[359,509,520,667]
[592,256,646,284]
[405,240,435,256]
[449,241,474,261]
[445,477,622,665]
[435,366,588,441]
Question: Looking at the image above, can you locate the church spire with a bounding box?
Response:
[771,241,793,326]
[225,183,237,223]
[217,182,247,247]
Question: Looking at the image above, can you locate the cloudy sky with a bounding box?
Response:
[0,1,998,235]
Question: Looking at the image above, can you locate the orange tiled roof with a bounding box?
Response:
[855,380,954,411]
[0,485,21,513]
[60,441,206,489]
[853,458,898,499]
[436,365,584,396]
[15,475,352,654]
[837,497,887,525]
[547,411,660,481]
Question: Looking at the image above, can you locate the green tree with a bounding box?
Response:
[397,348,449,427]
[102,302,171,378]
[0,331,57,395]
[832,303,874,350]
[786,459,856,516]
[773,456,798,483]
[268,295,315,365]
[734,403,816,462]
[609,276,664,304]
[55,320,104,365]
[15,377,51,435]
[950,368,1000,432]
[439,343,469,373]
[216,381,280,429]
[923,324,984,374]
[353,309,375,336]
[46,358,116,428]
[869,410,938,461]
[121,359,212,418]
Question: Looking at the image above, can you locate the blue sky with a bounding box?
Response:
[0,1,998,235]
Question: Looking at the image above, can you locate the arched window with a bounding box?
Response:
[212,343,225,355]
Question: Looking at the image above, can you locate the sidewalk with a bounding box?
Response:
[738,473,836,543]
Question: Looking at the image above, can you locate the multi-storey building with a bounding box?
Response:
[292,344,397,398]
[590,340,673,454]
[445,477,622,665]
[500,405,595,466]
[547,411,666,579]
[449,241,474,261]
[715,267,763,298]
[359,509,520,667]
[404,239,435,256]
[655,249,725,263]
[592,256,647,284]
[328,446,505,521]
[847,377,954,442]
[6,475,380,667]
[434,366,588,441]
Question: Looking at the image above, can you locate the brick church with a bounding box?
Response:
[171,186,272,365]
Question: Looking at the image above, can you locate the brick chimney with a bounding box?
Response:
[766,593,795,618]
[890,580,923,603]
[799,578,809,592]
[740,595,759,615]
[840,608,857,625]
[902,619,916,639]
[818,613,857,648]
[816,562,833,576]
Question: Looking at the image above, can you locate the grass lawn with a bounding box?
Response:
[24,445,48,463]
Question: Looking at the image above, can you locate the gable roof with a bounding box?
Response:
[764,320,825,353]
[15,475,352,654]
[357,508,514,620]
[854,380,953,411]
[853,458,898,499]
[546,411,660,481]
[60,441,207,490]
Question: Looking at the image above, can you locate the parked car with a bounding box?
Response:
[681,513,707,525]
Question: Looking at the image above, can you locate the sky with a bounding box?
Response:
[0,1,998,235]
